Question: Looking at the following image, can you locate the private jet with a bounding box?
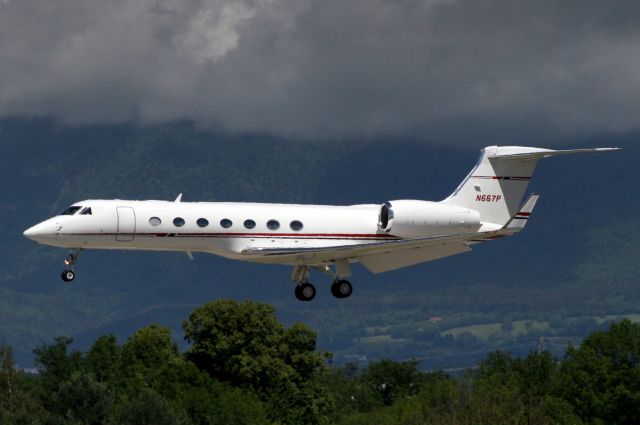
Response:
[23,145,618,301]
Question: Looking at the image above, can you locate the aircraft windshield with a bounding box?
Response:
[60,206,82,216]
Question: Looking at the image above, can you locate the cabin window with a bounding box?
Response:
[197,218,209,228]
[60,206,82,216]
[290,220,303,231]
[80,207,92,215]
[244,219,256,229]
[220,218,232,228]
[267,219,280,230]
[149,217,161,226]
[173,217,185,227]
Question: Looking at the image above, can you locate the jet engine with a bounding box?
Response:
[378,200,480,238]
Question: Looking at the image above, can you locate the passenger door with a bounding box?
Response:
[116,207,136,241]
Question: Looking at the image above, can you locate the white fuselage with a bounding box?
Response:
[24,199,480,265]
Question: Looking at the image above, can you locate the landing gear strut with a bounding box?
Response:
[61,249,81,282]
[291,265,316,302]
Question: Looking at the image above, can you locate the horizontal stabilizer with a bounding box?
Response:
[489,147,620,160]
[503,193,539,232]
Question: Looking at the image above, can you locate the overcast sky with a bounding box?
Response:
[1,0,639,144]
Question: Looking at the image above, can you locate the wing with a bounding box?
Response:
[241,231,482,272]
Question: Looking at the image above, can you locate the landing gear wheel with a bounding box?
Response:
[61,270,75,282]
[61,249,81,282]
[331,280,352,299]
[295,282,316,302]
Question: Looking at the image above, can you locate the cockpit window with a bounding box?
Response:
[79,207,92,215]
[60,206,82,216]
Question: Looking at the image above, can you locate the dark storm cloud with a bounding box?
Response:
[1,0,639,144]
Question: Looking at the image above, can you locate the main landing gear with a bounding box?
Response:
[61,249,81,282]
[291,261,353,302]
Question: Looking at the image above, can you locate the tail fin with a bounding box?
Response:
[442,146,619,226]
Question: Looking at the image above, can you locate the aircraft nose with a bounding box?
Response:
[23,225,37,239]
[23,222,48,241]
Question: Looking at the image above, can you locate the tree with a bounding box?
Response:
[112,387,188,425]
[53,371,112,425]
[360,359,424,406]
[85,334,120,384]
[467,351,526,424]
[555,319,640,425]
[33,337,83,389]
[0,345,45,424]
[119,324,181,387]
[33,336,84,419]
[0,345,18,408]
[183,299,331,424]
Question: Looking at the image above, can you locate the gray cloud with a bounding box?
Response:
[1,0,640,144]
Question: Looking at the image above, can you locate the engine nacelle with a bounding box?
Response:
[378,200,480,238]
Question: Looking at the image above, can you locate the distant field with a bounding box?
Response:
[340,313,640,355]
[355,334,410,344]
[440,314,640,340]
[597,314,640,324]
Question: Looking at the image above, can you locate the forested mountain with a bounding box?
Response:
[1,117,638,368]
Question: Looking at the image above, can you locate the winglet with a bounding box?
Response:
[503,193,540,232]
[174,193,183,203]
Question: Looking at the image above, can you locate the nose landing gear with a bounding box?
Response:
[61,249,81,282]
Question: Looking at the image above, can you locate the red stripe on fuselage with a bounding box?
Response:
[59,232,402,240]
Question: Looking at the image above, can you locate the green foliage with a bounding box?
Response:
[85,335,119,384]
[119,323,181,389]
[33,336,85,421]
[185,300,296,387]
[183,299,331,424]
[7,301,640,424]
[28,320,271,425]
[555,319,640,425]
[111,387,188,425]
[52,371,112,425]
[0,345,45,424]
[360,359,424,406]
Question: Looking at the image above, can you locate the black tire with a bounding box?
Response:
[295,282,316,301]
[61,270,75,282]
[331,280,353,299]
